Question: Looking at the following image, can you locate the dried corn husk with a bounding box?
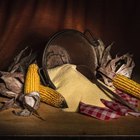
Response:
[0,47,36,111]
[95,39,135,87]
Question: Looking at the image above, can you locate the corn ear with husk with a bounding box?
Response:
[24,63,67,108]
[95,39,135,87]
[113,74,140,99]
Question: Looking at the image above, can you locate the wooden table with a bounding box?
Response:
[0,97,140,137]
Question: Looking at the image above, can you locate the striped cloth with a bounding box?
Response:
[79,90,140,120]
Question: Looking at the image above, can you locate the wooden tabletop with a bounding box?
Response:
[0,97,140,136]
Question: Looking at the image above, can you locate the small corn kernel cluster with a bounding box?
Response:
[113,74,140,99]
[24,63,66,108]
[24,63,40,94]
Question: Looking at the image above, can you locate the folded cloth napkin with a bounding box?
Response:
[79,89,139,120]
[48,64,113,112]
[79,102,121,120]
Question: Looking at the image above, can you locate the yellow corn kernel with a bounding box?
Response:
[39,85,65,108]
[24,64,40,94]
[113,74,140,99]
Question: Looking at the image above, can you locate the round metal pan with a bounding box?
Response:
[41,29,97,89]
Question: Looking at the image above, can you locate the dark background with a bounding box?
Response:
[0,0,140,139]
[0,0,139,73]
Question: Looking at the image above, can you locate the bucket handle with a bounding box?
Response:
[83,29,99,47]
[38,67,56,89]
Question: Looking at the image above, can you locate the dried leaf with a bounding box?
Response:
[0,73,23,94]
[8,46,37,74]
[0,98,15,111]
[0,83,17,98]
[100,43,113,68]
[96,40,135,87]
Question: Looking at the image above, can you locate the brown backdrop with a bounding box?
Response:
[0,0,140,72]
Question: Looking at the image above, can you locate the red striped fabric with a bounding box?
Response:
[79,89,139,120]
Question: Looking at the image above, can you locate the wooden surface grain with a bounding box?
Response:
[0,97,140,136]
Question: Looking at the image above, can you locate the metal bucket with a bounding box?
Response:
[41,29,98,89]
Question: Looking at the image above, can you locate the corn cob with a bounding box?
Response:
[24,64,67,108]
[39,85,67,108]
[24,63,40,94]
[113,74,140,99]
